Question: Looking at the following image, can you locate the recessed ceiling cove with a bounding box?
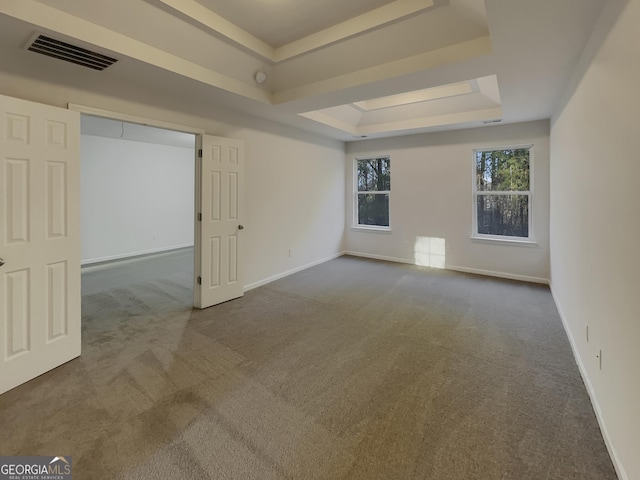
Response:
[155,0,439,62]
[0,0,607,140]
[300,76,502,137]
[194,0,397,47]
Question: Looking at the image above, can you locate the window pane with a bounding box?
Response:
[357,157,390,192]
[477,194,529,237]
[475,149,530,192]
[358,193,389,227]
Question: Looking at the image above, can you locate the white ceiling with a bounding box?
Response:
[81,115,196,149]
[194,0,397,47]
[0,0,607,141]
[301,76,502,137]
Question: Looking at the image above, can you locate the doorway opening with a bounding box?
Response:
[79,114,198,310]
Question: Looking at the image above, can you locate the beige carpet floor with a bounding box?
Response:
[0,254,617,479]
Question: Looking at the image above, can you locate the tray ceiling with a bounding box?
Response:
[194,0,397,47]
[0,0,608,141]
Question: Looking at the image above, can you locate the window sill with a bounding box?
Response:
[351,226,392,234]
[471,236,538,247]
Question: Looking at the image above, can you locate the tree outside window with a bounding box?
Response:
[474,147,531,239]
[355,157,390,228]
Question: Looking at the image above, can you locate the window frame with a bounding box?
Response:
[471,145,535,244]
[353,156,391,231]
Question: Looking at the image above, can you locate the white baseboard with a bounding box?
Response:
[550,284,628,480]
[81,244,194,267]
[344,251,549,284]
[243,251,345,292]
[343,251,414,265]
[445,265,549,285]
[343,251,624,476]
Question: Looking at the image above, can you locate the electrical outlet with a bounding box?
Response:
[288,249,293,257]
[596,349,602,370]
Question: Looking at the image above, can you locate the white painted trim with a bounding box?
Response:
[68,104,205,135]
[0,1,271,104]
[243,252,345,291]
[81,244,194,267]
[549,284,629,480]
[353,156,391,229]
[358,107,503,136]
[344,251,549,284]
[343,251,414,265]
[80,245,193,273]
[274,0,435,62]
[445,265,548,284]
[193,134,203,309]
[471,145,534,241]
[156,0,274,61]
[470,236,538,247]
[273,36,492,104]
[353,82,473,111]
[350,226,392,233]
[301,107,503,138]
[155,0,433,63]
[70,102,202,308]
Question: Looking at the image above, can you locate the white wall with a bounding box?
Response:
[550,1,639,478]
[345,121,550,282]
[81,134,195,264]
[0,74,346,289]
[241,127,346,288]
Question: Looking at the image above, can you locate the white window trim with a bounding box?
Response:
[471,145,535,244]
[470,236,538,247]
[354,156,391,231]
[351,225,393,233]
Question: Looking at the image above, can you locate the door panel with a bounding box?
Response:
[6,269,30,358]
[47,161,68,238]
[197,135,244,308]
[0,94,81,395]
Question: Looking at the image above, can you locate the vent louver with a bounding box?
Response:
[27,34,118,71]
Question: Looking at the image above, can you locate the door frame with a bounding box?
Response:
[68,103,205,307]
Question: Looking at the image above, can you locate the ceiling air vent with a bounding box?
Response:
[482,119,503,124]
[27,34,118,71]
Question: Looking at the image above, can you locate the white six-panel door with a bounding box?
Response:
[0,94,81,395]
[197,135,245,309]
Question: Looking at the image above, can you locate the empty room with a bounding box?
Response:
[0,0,638,479]
[80,116,196,302]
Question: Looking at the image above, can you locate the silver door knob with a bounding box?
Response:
[0,258,5,267]
[238,224,244,230]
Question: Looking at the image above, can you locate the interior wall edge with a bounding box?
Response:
[344,250,550,285]
[445,265,548,285]
[243,251,345,292]
[343,251,414,266]
[344,120,550,281]
[549,284,629,480]
[0,75,347,294]
[550,0,629,126]
[81,243,194,267]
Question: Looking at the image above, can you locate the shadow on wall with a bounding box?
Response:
[414,236,445,268]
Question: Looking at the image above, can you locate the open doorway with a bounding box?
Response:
[79,115,197,309]
[1,95,243,395]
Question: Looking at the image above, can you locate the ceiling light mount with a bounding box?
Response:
[254,71,267,85]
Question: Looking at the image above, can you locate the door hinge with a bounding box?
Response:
[197,276,202,285]
[198,213,202,221]
[198,149,203,158]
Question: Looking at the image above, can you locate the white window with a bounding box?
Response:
[354,156,390,229]
[472,146,533,240]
